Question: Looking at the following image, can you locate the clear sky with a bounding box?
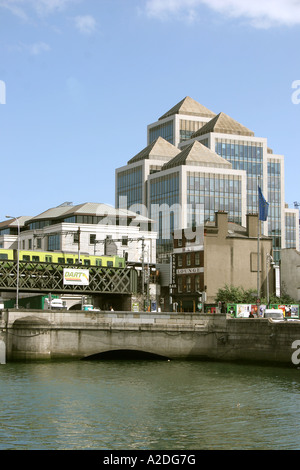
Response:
[0,0,300,221]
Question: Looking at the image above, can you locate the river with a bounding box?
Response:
[0,359,300,450]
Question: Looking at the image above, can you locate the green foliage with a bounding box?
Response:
[215,284,298,305]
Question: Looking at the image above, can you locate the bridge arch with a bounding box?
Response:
[82,349,171,361]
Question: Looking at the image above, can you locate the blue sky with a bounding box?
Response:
[0,0,300,220]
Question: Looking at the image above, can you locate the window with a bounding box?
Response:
[195,275,200,291]
[28,239,32,249]
[195,252,200,266]
[36,238,42,249]
[67,258,74,264]
[58,257,65,264]
[178,254,182,267]
[178,277,182,293]
[107,261,113,267]
[186,275,191,292]
[122,236,128,246]
[0,254,8,260]
[96,259,102,266]
[73,232,79,243]
[45,256,52,262]
[90,234,96,245]
[32,256,40,262]
[23,255,30,261]
[186,253,191,266]
[48,234,61,251]
[84,259,90,266]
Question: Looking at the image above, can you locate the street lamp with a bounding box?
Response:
[266,253,275,307]
[5,215,20,309]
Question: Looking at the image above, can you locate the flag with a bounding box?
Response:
[258,186,269,221]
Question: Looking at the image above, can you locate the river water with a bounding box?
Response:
[0,359,300,451]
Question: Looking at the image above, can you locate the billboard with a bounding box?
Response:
[63,268,89,286]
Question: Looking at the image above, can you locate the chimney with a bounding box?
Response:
[246,213,258,238]
[215,211,228,238]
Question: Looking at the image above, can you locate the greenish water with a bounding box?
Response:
[0,359,300,450]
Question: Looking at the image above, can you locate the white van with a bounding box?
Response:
[263,309,284,321]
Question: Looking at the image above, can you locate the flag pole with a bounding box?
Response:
[257,176,261,306]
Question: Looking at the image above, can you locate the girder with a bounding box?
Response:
[0,260,137,294]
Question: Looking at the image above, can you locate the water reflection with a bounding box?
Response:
[0,360,300,450]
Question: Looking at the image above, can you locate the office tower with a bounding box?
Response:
[116,97,299,263]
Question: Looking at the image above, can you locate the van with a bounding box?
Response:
[263,309,284,321]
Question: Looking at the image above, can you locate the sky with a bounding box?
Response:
[0,0,300,221]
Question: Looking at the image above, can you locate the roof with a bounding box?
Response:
[191,112,255,138]
[127,137,180,164]
[0,216,32,229]
[27,203,153,223]
[158,96,216,120]
[162,141,232,170]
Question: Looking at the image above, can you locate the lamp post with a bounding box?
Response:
[266,253,274,307]
[5,215,20,309]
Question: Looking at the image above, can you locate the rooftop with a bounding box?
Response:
[158,96,216,121]
[162,140,232,170]
[191,112,255,138]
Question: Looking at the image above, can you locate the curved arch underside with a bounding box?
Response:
[82,349,171,361]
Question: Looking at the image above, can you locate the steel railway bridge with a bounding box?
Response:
[0,260,138,295]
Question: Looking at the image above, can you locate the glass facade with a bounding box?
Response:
[149,121,174,145]
[180,120,204,142]
[150,173,179,260]
[215,139,263,214]
[117,166,143,208]
[268,159,282,262]
[285,213,297,249]
[187,172,242,225]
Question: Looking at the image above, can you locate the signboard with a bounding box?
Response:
[63,268,89,286]
[176,267,204,275]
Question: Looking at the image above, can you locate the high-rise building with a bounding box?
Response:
[116,96,299,263]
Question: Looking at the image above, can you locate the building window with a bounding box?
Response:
[195,252,200,266]
[73,232,79,244]
[178,254,182,267]
[90,234,96,245]
[28,239,32,249]
[186,253,191,266]
[186,275,191,292]
[122,236,128,246]
[178,277,182,293]
[48,234,61,251]
[36,238,42,249]
[195,275,200,291]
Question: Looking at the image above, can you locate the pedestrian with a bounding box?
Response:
[110,306,114,311]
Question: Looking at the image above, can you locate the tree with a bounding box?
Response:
[215,284,298,305]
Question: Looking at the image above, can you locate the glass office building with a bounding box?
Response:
[116,96,299,262]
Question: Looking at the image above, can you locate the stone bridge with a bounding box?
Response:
[1,310,300,366]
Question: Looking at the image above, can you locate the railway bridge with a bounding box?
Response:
[0,259,138,295]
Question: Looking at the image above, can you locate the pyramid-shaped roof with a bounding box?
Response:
[162,141,232,170]
[127,136,180,164]
[191,112,255,138]
[158,96,216,121]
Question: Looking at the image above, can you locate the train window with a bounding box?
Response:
[84,259,90,266]
[67,258,74,264]
[45,256,52,262]
[96,259,102,266]
[23,255,30,261]
[107,261,113,267]
[32,256,40,262]
[118,262,123,267]
[58,258,65,264]
[0,254,8,259]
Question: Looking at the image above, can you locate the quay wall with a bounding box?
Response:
[1,310,300,366]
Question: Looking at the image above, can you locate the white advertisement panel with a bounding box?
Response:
[63,268,89,286]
